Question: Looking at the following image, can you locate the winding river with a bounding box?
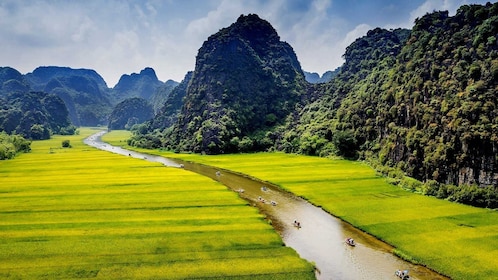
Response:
[84,131,448,280]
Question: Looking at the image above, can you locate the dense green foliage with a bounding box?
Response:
[0,90,76,140]
[283,5,497,189]
[282,27,411,157]
[128,72,192,148]
[131,14,308,154]
[0,131,30,159]
[150,79,179,113]
[129,6,497,205]
[0,67,30,93]
[26,66,113,126]
[108,97,154,130]
[283,3,498,196]
[111,67,167,105]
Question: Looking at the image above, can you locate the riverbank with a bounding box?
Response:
[103,130,498,280]
[0,128,314,279]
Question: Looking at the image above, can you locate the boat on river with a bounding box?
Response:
[345,238,356,246]
[395,269,410,279]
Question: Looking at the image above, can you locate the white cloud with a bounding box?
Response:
[1,0,492,86]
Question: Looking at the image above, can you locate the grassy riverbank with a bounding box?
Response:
[105,130,498,280]
[0,128,314,279]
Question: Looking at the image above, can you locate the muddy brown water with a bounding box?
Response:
[85,131,449,280]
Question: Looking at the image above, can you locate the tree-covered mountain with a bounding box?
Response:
[26,66,108,90]
[2,65,180,135]
[284,3,497,189]
[150,79,180,113]
[281,27,411,157]
[340,5,497,188]
[1,91,75,139]
[0,67,31,93]
[108,97,154,130]
[130,5,497,195]
[131,14,308,153]
[127,72,192,148]
[25,66,113,126]
[304,69,338,84]
[111,67,165,103]
[0,67,75,140]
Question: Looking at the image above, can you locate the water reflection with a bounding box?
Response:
[85,131,448,280]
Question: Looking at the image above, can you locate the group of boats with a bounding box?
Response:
[256,186,278,206]
[236,176,411,279]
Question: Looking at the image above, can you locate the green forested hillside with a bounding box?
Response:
[108,97,154,130]
[288,4,497,188]
[1,67,76,140]
[131,5,497,196]
[26,66,113,126]
[150,79,180,113]
[111,67,166,104]
[0,91,75,139]
[131,14,308,154]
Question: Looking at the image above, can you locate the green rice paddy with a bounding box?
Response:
[108,131,498,280]
[0,128,314,279]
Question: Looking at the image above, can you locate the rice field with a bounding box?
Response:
[0,128,315,279]
[109,131,498,280]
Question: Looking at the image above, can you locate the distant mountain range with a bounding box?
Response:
[304,69,339,84]
[0,65,179,130]
[1,3,497,193]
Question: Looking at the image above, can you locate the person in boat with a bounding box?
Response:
[395,269,409,279]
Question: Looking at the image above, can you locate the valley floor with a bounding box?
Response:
[105,130,498,280]
[0,128,314,279]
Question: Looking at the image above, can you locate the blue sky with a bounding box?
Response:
[0,0,491,87]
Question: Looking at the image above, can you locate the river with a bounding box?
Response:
[84,131,449,280]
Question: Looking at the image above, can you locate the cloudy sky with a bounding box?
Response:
[0,0,490,87]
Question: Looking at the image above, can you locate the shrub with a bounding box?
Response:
[62,140,71,148]
[0,132,31,159]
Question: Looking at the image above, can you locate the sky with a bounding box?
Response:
[0,0,492,87]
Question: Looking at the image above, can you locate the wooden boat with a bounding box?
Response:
[345,238,356,246]
[293,220,301,228]
[395,269,410,279]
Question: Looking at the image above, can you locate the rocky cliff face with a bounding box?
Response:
[171,14,307,153]
[112,67,164,102]
[25,66,112,126]
[378,6,498,187]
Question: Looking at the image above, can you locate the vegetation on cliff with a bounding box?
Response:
[0,131,31,159]
[130,6,497,206]
[108,97,154,130]
[131,14,308,154]
[0,90,76,139]
[25,66,113,126]
[277,4,497,191]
